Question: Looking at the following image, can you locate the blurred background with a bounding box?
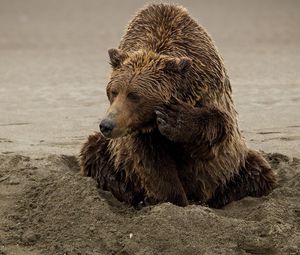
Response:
[0,0,299,156]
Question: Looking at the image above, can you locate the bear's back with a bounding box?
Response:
[120,5,216,57]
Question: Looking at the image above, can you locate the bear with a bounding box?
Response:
[80,3,276,208]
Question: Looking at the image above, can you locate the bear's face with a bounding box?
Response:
[99,49,191,139]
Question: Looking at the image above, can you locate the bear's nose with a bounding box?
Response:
[99,119,115,137]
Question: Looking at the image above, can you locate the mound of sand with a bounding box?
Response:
[0,152,299,255]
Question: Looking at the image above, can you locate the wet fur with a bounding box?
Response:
[80,4,276,207]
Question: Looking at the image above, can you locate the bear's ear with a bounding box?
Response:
[108,48,127,69]
[163,57,192,75]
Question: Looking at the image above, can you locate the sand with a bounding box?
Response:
[0,0,299,254]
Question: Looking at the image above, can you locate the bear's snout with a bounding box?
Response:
[99,118,115,137]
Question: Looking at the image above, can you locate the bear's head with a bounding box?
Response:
[99,48,192,139]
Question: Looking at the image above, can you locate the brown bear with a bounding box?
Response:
[80,4,276,207]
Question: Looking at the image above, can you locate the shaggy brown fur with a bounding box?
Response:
[80,4,276,207]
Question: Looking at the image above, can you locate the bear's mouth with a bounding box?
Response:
[124,120,157,138]
[101,127,129,139]
[137,118,157,134]
[100,116,157,139]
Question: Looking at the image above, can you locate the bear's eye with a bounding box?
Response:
[127,92,140,102]
[110,89,118,98]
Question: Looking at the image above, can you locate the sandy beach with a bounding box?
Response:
[0,0,299,254]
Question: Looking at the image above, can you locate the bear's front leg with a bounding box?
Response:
[136,132,188,207]
[155,98,233,149]
[143,161,188,207]
[80,132,145,206]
